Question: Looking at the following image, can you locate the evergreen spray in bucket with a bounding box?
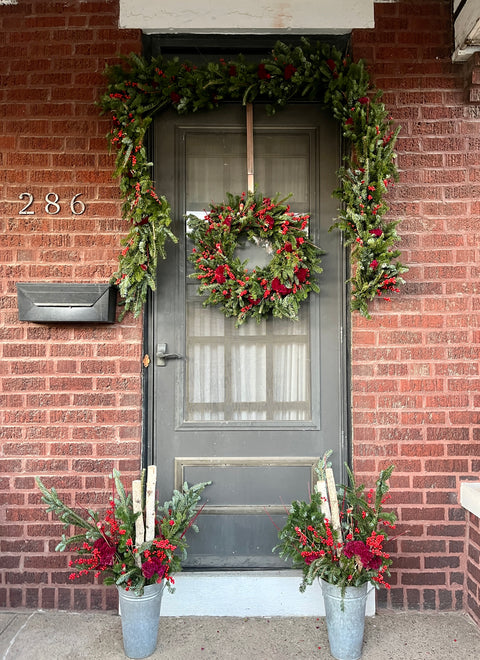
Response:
[274,451,397,660]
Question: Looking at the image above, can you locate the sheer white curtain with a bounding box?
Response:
[186,300,311,422]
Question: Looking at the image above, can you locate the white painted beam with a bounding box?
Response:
[119,0,375,34]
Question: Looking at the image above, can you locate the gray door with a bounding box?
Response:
[150,104,345,568]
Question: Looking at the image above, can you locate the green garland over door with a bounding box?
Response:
[100,38,407,320]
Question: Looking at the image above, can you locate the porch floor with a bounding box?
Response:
[1,609,479,659]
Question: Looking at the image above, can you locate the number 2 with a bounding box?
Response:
[19,192,34,215]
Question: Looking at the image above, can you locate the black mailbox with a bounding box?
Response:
[16,283,117,324]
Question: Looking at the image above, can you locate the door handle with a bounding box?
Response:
[156,343,183,367]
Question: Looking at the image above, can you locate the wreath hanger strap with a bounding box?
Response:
[246,102,254,192]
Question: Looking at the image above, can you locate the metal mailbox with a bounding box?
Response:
[16,282,117,324]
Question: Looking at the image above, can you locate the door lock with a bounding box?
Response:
[156,343,183,367]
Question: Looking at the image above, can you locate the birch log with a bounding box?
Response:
[132,479,144,567]
[145,465,157,543]
[315,480,331,521]
[325,467,343,544]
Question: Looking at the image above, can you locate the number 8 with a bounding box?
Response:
[45,192,60,215]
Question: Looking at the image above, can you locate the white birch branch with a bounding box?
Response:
[132,479,144,567]
[325,467,343,544]
[315,479,331,521]
[145,465,157,543]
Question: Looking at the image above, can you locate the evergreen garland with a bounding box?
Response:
[187,191,323,326]
[100,38,407,320]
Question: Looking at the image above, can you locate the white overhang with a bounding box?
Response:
[119,0,376,35]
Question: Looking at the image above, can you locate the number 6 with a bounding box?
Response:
[70,193,86,215]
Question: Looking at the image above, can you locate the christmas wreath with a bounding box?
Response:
[187,191,323,326]
[100,38,407,321]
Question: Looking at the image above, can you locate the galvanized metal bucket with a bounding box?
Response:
[117,583,164,659]
[320,579,369,660]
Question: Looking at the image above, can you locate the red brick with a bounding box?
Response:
[0,0,478,615]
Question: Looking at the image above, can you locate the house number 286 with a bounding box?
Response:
[19,192,86,215]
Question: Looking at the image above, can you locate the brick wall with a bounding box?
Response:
[351,0,479,613]
[466,511,480,624]
[0,0,143,610]
[1,0,479,615]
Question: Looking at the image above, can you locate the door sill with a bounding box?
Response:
[161,570,376,617]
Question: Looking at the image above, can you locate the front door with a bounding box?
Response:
[150,103,345,569]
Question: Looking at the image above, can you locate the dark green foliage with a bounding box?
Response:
[274,456,397,594]
[187,190,323,325]
[100,38,407,320]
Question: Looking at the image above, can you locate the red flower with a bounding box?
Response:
[369,228,383,237]
[369,260,379,269]
[93,537,116,567]
[326,59,338,78]
[142,556,167,580]
[214,265,226,284]
[295,267,309,283]
[271,278,292,295]
[228,65,237,77]
[258,63,271,80]
[343,540,381,571]
[284,242,293,252]
[170,91,181,104]
[264,214,274,229]
[284,64,297,80]
[358,96,370,105]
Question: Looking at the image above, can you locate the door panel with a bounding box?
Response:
[151,104,345,569]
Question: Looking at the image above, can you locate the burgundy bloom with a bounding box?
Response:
[326,59,338,78]
[343,540,380,571]
[367,555,383,570]
[303,551,323,565]
[284,242,293,252]
[170,91,181,104]
[295,267,309,283]
[271,278,292,295]
[264,214,274,229]
[228,65,237,77]
[142,556,167,580]
[369,260,379,269]
[326,59,336,72]
[93,537,116,567]
[358,96,370,105]
[258,63,271,80]
[369,228,383,237]
[284,64,297,80]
